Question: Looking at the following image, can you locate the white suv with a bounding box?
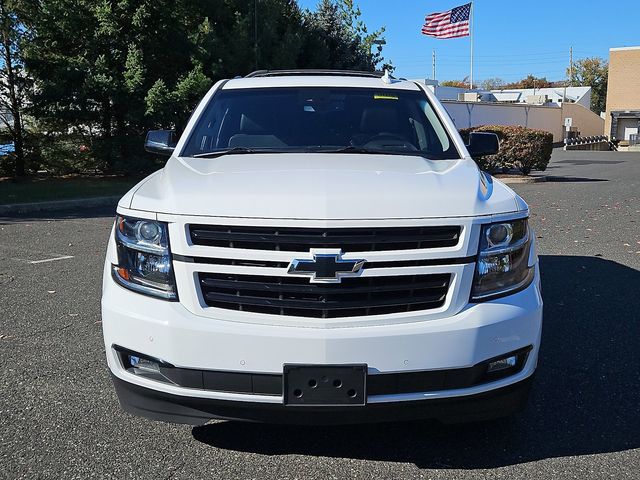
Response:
[101,70,542,425]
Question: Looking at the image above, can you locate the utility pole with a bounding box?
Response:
[469,2,474,89]
[254,0,258,70]
[432,50,436,81]
[569,46,573,87]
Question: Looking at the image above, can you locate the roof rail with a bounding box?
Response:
[245,69,385,79]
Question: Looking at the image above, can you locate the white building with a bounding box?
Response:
[413,80,592,109]
[410,80,603,143]
[489,87,591,109]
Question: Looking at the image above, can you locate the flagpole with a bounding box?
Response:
[470,2,474,89]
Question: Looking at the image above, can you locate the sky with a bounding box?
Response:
[298,0,639,84]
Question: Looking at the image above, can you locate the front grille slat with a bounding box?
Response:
[190,225,460,252]
[191,231,457,246]
[199,273,451,318]
[203,290,446,311]
[200,276,448,295]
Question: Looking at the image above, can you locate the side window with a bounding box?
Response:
[420,100,451,153]
[410,117,428,150]
[191,104,224,153]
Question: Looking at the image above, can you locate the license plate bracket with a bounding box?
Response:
[283,364,367,406]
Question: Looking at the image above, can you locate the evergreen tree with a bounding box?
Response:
[17,0,388,175]
[304,0,385,71]
[23,0,205,172]
[0,0,30,176]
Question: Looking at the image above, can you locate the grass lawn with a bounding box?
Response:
[0,176,141,204]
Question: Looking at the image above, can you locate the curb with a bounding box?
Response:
[0,196,120,215]
[494,175,547,185]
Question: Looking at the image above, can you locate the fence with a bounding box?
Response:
[440,99,605,145]
[441,101,565,142]
[564,135,611,151]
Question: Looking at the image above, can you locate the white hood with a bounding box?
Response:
[125,153,520,219]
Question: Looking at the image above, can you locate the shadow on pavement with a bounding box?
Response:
[556,159,625,165]
[192,255,640,469]
[0,206,115,225]
[543,176,608,183]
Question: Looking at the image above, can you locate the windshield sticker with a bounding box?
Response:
[373,94,399,100]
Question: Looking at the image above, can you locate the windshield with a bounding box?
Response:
[181,87,460,159]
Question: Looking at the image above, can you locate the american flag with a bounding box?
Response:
[422,3,471,39]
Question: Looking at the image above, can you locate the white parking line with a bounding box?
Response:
[30,255,75,264]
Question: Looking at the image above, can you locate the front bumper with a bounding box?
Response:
[111,372,535,425]
[102,264,542,424]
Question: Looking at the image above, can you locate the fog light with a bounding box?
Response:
[487,355,517,373]
[128,355,161,374]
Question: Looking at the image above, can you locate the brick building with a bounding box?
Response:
[604,46,640,142]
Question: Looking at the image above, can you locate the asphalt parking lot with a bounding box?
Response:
[1,149,639,479]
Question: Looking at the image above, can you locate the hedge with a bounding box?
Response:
[458,125,553,175]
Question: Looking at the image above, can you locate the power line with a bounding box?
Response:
[485,70,566,77]
[406,58,572,66]
[396,46,600,81]
[391,50,604,61]
[392,50,575,60]
[406,69,568,80]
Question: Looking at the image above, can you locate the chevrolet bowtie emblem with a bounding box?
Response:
[287,252,365,283]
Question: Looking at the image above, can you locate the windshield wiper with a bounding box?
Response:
[317,145,424,156]
[312,146,381,154]
[192,147,265,158]
[192,145,454,160]
[314,145,453,160]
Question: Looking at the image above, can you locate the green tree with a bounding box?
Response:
[22,0,209,172]
[190,0,308,78]
[0,0,30,176]
[568,57,608,114]
[505,74,552,89]
[303,0,386,71]
[480,77,505,90]
[19,0,389,175]
[440,80,468,88]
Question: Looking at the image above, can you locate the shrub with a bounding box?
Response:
[0,133,15,176]
[0,154,15,177]
[458,125,553,175]
[31,132,164,176]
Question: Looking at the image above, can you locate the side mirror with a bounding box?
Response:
[467,132,499,157]
[144,130,177,156]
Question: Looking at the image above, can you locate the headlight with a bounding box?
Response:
[471,218,534,301]
[112,215,177,300]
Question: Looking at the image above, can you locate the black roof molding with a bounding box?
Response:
[245,69,386,79]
